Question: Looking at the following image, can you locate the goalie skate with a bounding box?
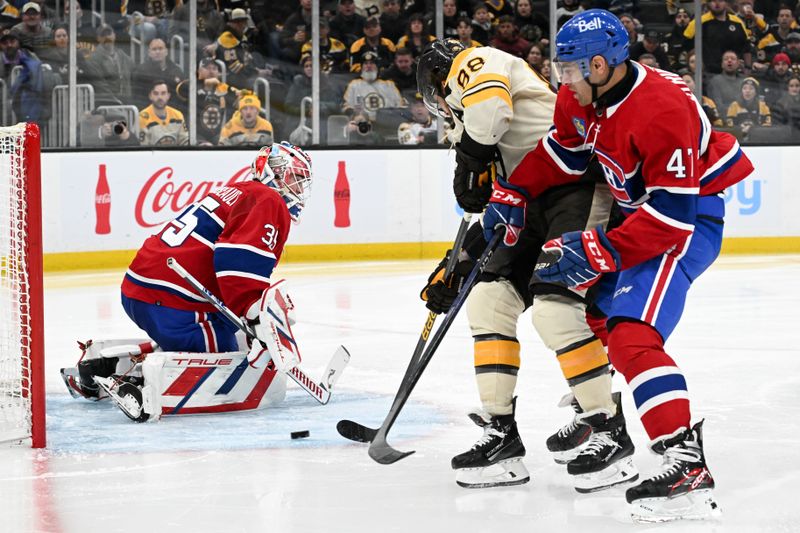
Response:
[452,406,530,489]
[94,376,151,423]
[627,420,720,523]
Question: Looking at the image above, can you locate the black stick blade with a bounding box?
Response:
[368,443,415,465]
[336,420,378,443]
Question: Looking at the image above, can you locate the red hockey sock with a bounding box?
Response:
[585,310,608,347]
[607,321,691,440]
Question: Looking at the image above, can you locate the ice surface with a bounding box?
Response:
[1,256,799,533]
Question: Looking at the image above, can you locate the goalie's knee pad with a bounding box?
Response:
[466,280,524,338]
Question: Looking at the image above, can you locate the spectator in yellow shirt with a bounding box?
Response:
[218,94,274,146]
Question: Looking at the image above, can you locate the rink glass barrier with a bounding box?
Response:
[9,2,800,150]
[38,146,800,272]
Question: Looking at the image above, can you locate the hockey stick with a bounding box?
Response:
[336,213,473,443]
[339,231,503,463]
[166,257,350,405]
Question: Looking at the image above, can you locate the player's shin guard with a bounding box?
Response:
[627,420,719,523]
[607,321,691,439]
[473,334,520,416]
[545,336,615,462]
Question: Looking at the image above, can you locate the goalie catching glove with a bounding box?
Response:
[245,280,301,372]
[420,250,474,314]
[536,227,620,290]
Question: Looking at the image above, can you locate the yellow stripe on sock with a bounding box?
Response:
[557,339,608,380]
[474,339,520,368]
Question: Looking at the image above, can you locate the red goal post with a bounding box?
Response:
[0,123,45,448]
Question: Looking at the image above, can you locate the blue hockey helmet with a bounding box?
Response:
[553,9,629,83]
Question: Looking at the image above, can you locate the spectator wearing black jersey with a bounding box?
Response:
[329,0,366,48]
[629,29,671,70]
[349,16,395,73]
[683,0,751,75]
[379,0,406,43]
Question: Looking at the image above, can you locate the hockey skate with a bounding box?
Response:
[452,406,530,489]
[566,397,638,493]
[94,375,151,423]
[627,420,720,523]
[545,392,591,464]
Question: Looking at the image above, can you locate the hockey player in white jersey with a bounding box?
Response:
[417,40,637,491]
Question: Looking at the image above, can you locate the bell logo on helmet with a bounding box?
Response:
[576,17,603,32]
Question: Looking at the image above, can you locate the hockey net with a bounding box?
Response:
[0,123,45,448]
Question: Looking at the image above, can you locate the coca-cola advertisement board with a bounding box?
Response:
[40,149,461,254]
[37,146,797,258]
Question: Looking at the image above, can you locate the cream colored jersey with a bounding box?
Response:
[444,46,556,175]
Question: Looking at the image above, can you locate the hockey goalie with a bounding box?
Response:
[61,142,349,421]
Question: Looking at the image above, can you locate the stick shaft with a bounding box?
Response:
[368,231,503,462]
[166,257,331,404]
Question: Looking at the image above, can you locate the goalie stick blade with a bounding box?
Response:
[368,442,416,465]
[323,345,351,391]
[336,420,378,443]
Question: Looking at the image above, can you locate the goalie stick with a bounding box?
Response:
[337,213,473,444]
[166,257,350,405]
[338,229,502,465]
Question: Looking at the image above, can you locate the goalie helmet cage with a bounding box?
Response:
[0,123,45,448]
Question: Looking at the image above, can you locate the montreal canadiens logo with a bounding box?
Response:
[596,152,633,203]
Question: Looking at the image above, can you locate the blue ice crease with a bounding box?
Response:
[45,390,449,454]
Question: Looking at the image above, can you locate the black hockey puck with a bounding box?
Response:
[291,430,310,440]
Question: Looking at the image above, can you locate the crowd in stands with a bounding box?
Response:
[2,0,800,147]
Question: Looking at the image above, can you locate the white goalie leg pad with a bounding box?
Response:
[248,280,301,372]
[572,456,639,493]
[630,489,721,523]
[455,459,531,489]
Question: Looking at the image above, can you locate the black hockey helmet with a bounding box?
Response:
[417,39,466,117]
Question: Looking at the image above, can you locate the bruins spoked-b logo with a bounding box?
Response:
[360,92,386,114]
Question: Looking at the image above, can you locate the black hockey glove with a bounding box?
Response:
[453,132,499,213]
[420,250,474,314]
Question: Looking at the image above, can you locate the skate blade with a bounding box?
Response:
[630,489,722,523]
[94,377,150,423]
[573,457,640,493]
[551,444,586,465]
[455,459,531,489]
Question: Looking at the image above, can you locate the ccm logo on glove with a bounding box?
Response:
[583,230,615,272]
[491,189,525,204]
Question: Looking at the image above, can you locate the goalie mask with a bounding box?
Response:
[252,142,313,221]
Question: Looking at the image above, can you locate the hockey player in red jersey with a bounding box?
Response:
[483,9,752,522]
[61,143,317,421]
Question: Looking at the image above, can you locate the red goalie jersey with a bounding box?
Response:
[510,62,754,268]
[122,181,291,316]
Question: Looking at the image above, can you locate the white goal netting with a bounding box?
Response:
[0,123,34,443]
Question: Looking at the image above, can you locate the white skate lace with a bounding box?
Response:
[648,445,702,481]
[579,431,617,456]
[472,427,505,450]
[557,417,580,438]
